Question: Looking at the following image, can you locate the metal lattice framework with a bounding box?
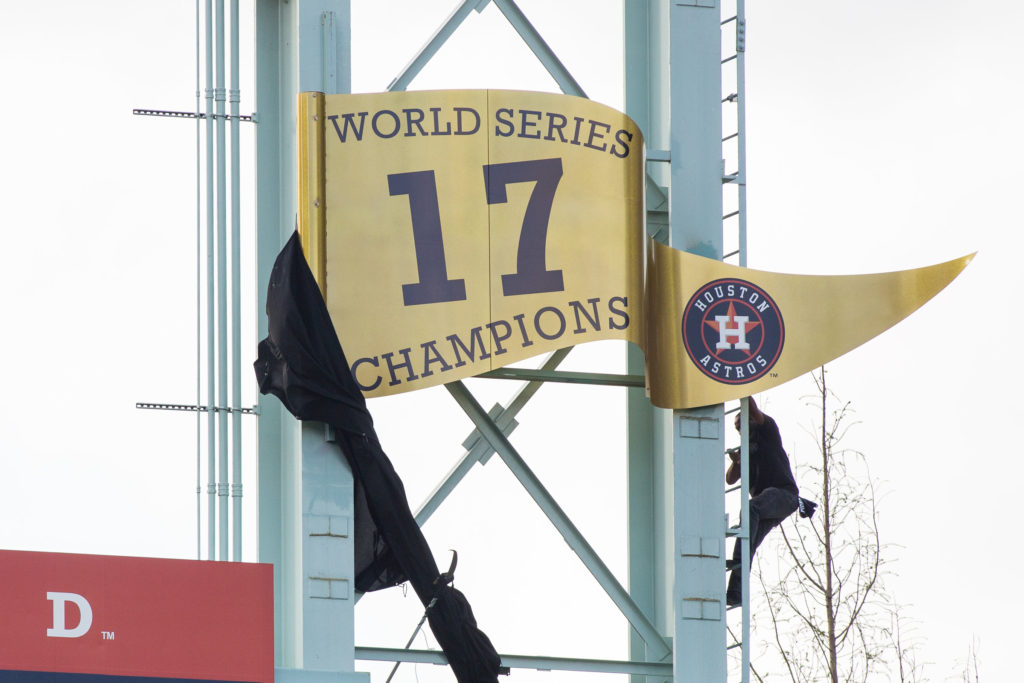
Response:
[251,2,754,681]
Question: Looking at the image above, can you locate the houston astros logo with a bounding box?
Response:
[682,278,784,384]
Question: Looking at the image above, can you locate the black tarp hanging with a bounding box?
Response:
[254,231,502,683]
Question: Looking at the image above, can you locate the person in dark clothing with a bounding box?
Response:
[725,396,799,607]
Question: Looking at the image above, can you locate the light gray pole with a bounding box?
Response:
[627,1,729,680]
[255,2,364,680]
[230,0,243,564]
[670,2,727,680]
[624,3,673,679]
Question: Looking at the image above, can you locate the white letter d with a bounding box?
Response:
[47,592,93,638]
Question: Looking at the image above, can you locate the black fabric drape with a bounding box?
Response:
[254,231,501,682]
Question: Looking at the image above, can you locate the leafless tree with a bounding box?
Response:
[751,368,919,682]
[951,638,981,682]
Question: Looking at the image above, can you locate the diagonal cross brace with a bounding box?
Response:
[388,0,490,91]
[414,348,572,525]
[445,380,672,662]
[490,0,587,97]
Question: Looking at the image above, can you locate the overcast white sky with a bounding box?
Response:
[1,1,1021,681]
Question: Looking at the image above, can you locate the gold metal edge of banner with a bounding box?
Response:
[298,91,327,296]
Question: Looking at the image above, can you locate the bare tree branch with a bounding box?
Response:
[753,368,920,682]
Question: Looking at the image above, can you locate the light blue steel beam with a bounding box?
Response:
[670,2,728,682]
[387,0,491,91]
[255,1,357,673]
[194,0,202,562]
[739,397,751,677]
[491,0,586,97]
[623,5,672,680]
[215,0,230,562]
[734,3,749,270]
[414,347,571,526]
[254,0,295,665]
[446,381,672,663]
[477,367,644,387]
[204,0,217,564]
[230,0,243,564]
[356,647,673,677]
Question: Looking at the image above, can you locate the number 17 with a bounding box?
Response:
[388,157,565,306]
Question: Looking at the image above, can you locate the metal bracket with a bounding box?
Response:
[680,535,721,558]
[681,597,722,621]
[135,401,258,415]
[308,515,350,539]
[132,108,255,122]
[308,576,350,600]
[678,414,719,439]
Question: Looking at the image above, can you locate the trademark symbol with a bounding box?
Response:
[101,631,115,640]
[770,372,779,378]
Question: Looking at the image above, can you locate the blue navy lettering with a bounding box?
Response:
[328,104,634,158]
[583,119,611,152]
[517,109,543,139]
[371,109,401,138]
[352,296,632,392]
[484,158,565,296]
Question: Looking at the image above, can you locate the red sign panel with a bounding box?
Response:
[0,550,273,682]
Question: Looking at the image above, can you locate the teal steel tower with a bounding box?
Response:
[248,1,753,680]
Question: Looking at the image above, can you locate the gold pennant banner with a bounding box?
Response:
[298,89,971,409]
[644,240,973,408]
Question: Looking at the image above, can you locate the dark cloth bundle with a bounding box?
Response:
[254,231,502,682]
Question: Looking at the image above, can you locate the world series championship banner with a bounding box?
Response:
[296,89,971,409]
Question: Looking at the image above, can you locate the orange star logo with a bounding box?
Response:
[705,302,760,346]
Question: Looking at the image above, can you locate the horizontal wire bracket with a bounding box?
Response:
[132,108,255,122]
[135,402,258,415]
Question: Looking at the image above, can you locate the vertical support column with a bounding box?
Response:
[624,2,671,659]
[670,2,726,682]
[204,0,218,565]
[230,0,244,563]
[256,0,300,665]
[627,2,727,680]
[673,407,725,681]
[216,0,230,563]
[255,2,363,679]
[301,424,357,672]
[670,0,724,261]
